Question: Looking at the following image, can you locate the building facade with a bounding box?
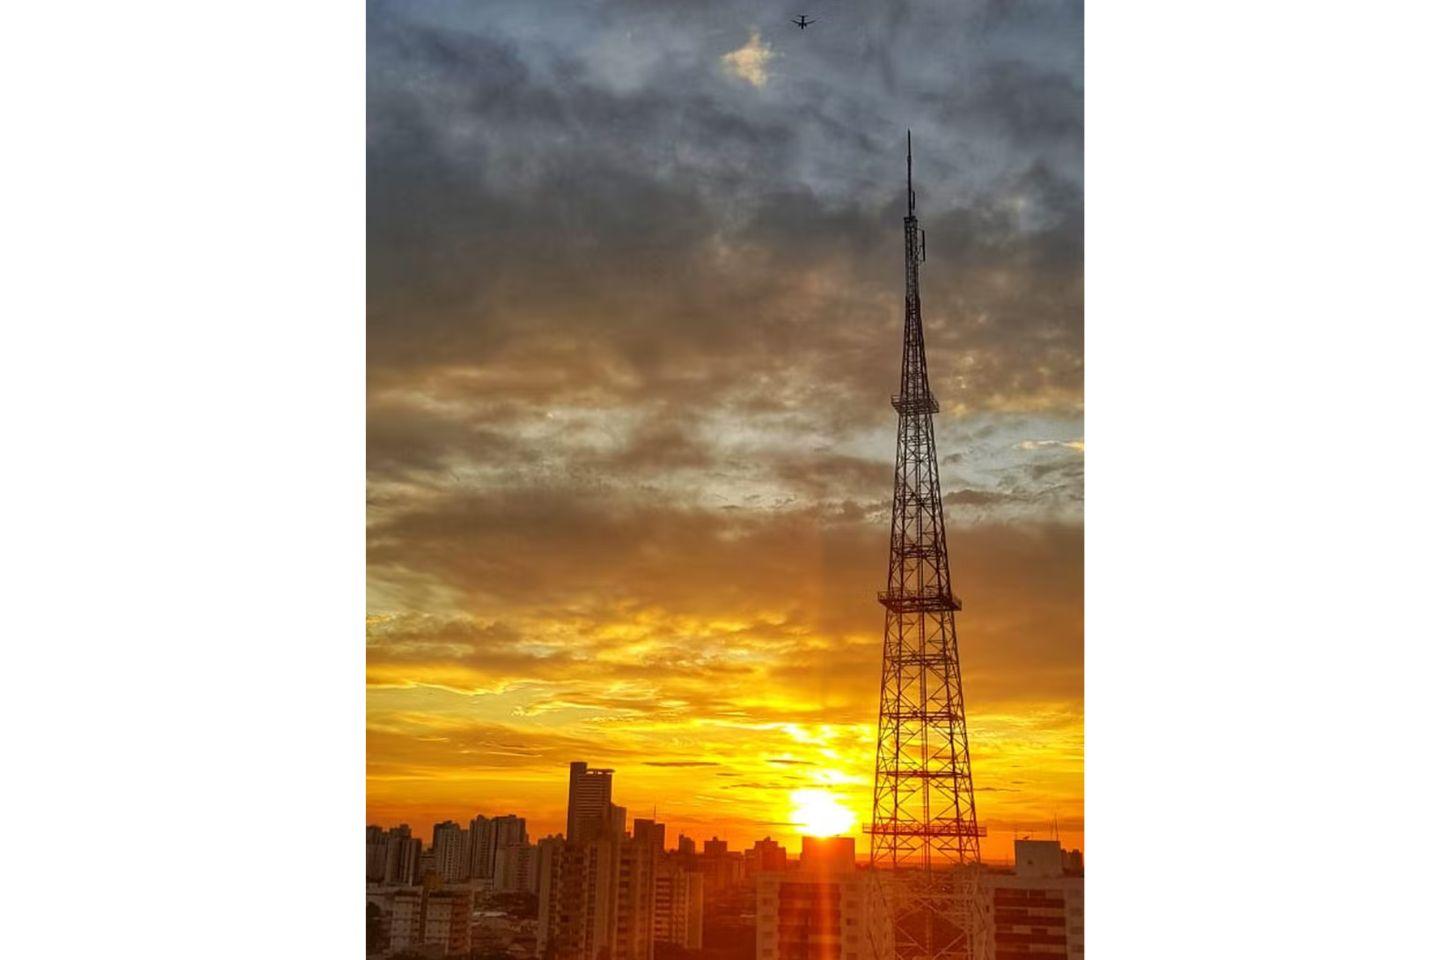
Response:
[980,840,1085,960]
[653,858,704,950]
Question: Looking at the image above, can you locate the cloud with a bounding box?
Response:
[366,0,1084,856]
[722,30,774,88]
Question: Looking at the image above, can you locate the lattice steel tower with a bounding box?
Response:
[869,133,985,960]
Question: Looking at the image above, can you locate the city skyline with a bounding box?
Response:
[368,1,1083,864]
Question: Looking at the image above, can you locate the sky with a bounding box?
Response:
[367,0,1083,861]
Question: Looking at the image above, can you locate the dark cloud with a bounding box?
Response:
[367,0,1083,846]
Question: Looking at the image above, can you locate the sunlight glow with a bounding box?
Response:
[790,788,855,837]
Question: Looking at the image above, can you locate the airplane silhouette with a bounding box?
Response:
[792,15,816,30]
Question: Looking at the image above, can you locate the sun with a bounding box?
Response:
[789,788,855,837]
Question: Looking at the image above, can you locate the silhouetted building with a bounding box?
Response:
[366,825,388,883]
[634,818,667,852]
[383,825,422,885]
[494,840,540,894]
[980,839,1085,960]
[749,836,788,873]
[615,834,658,960]
[677,835,696,857]
[469,814,493,879]
[699,836,746,901]
[433,820,470,883]
[653,858,704,950]
[567,761,615,842]
[757,844,887,960]
[800,836,855,872]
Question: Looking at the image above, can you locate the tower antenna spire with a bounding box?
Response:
[870,133,985,960]
[907,129,915,215]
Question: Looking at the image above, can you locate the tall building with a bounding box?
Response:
[468,813,531,882]
[699,836,745,902]
[494,840,540,894]
[869,133,985,960]
[653,858,704,950]
[749,837,788,873]
[540,763,659,960]
[980,840,1084,960]
[538,835,618,960]
[633,818,667,853]
[367,825,388,883]
[469,814,494,880]
[383,826,422,885]
[567,761,615,842]
[801,836,856,872]
[757,846,889,960]
[615,834,658,960]
[390,888,472,956]
[677,835,696,857]
[433,820,471,883]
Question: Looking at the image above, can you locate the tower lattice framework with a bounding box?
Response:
[869,133,986,960]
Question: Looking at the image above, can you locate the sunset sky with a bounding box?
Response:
[367,0,1083,862]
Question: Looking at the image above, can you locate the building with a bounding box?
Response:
[653,858,704,950]
[749,837,788,873]
[390,888,472,956]
[367,825,388,883]
[980,840,1085,960]
[633,818,667,853]
[699,837,745,901]
[433,820,471,883]
[756,845,888,960]
[538,830,658,960]
[470,814,494,880]
[677,835,696,857]
[538,836,618,960]
[495,840,540,894]
[615,834,658,960]
[383,825,422,885]
[567,761,615,842]
[800,836,855,872]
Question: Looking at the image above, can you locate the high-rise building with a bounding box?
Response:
[469,814,494,880]
[383,826,422,885]
[390,888,472,956]
[432,820,471,883]
[677,835,696,857]
[633,818,667,853]
[538,835,618,960]
[541,762,660,960]
[494,840,539,894]
[653,858,704,950]
[367,825,388,883]
[467,813,531,882]
[567,761,615,842]
[615,834,658,960]
[749,837,788,873]
[757,845,889,960]
[699,836,744,901]
[801,836,855,872]
[980,840,1084,960]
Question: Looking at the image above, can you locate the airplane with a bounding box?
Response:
[792,15,816,30]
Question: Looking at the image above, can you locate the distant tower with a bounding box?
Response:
[868,133,986,960]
